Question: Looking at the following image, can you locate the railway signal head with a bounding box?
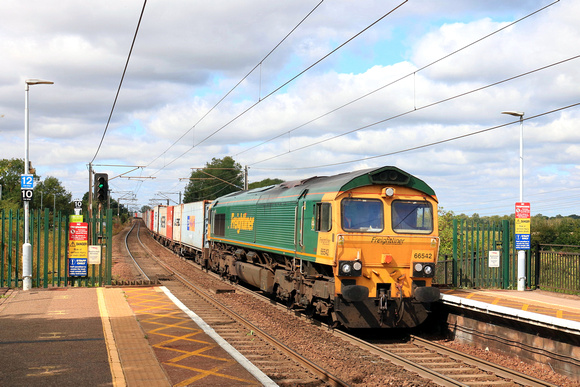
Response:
[94,173,109,203]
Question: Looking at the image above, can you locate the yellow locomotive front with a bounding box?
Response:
[326,184,440,328]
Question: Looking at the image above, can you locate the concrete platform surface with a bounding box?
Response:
[0,286,265,386]
[440,288,580,332]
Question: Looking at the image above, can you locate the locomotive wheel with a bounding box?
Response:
[304,304,315,319]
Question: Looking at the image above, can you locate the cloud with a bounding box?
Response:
[1,0,579,216]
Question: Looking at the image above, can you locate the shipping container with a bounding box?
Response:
[173,204,183,243]
[167,206,174,240]
[180,201,209,251]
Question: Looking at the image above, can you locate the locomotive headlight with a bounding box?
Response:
[342,263,352,274]
[413,262,435,278]
[339,260,362,277]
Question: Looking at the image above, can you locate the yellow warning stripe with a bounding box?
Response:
[97,288,126,387]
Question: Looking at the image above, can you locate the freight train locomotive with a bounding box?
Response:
[145,166,440,329]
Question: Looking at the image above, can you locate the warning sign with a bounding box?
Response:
[69,222,88,241]
[68,222,88,276]
[515,203,531,250]
[515,218,531,234]
[515,202,531,219]
[68,240,88,258]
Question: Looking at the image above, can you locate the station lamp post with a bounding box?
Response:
[502,110,526,291]
[23,78,53,291]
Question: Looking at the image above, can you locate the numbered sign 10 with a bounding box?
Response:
[21,189,34,202]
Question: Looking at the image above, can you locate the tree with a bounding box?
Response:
[32,176,72,213]
[438,207,455,258]
[183,156,243,202]
[0,158,40,211]
[248,178,284,190]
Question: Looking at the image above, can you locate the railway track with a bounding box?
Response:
[123,219,346,387]
[123,220,562,387]
[338,334,559,387]
[123,220,170,282]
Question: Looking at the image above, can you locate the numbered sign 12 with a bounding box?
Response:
[21,174,34,189]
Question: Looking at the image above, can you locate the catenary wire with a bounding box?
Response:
[250,102,580,171]
[249,54,580,169]
[145,0,326,169]
[90,0,147,164]
[235,0,560,158]
[148,1,408,176]
[187,0,408,148]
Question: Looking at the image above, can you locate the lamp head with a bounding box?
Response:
[25,79,54,85]
[501,111,524,117]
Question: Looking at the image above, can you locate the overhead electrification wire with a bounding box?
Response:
[90,0,147,164]
[251,101,580,171]
[192,0,408,148]
[149,0,408,176]
[249,54,580,169]
[146,0,326,170]
[235,0,560,158]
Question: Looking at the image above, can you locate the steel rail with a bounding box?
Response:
[135,220,560,387]
[329,330,470,387]
[132,226,349,387]
[124,221,150,280]
[410,335,559,387]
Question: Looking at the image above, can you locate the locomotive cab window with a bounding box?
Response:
[342,198,383,232]
[315,202,331,232]
[392,200,433,234]
[213,212,226,236]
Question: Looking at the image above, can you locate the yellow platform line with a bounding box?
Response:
[97,288,125,387]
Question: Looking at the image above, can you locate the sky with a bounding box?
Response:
[1,0,579,217]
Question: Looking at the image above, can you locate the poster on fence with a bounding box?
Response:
[68,222,88,276]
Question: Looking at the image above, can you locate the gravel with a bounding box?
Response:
[115,222,580,386]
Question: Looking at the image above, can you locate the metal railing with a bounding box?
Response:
[1,208,112,288]
[435,220,579,295]
[536,244,580,295]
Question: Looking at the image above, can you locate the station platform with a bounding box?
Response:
[439,288,580,334]
[0,286,274,386]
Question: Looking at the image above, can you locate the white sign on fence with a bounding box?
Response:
[88,245,102,265]
[488,250,500,268]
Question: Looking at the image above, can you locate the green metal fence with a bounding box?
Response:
[1,208,112,288]
[435,218,538,290]
[535,244,580,295]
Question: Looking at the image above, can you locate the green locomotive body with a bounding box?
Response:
[207,166,440,328]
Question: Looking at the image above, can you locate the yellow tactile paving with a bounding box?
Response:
[122,287,260,386]
[100,287,171,387]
